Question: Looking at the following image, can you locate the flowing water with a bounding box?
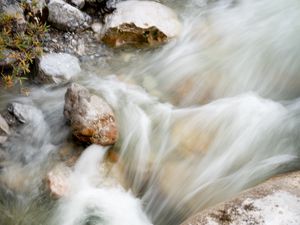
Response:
[1,0,300,224]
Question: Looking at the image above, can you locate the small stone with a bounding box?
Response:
[7,103,37,124]
[48,0,91,31]
[36,53,81,84]
[71,39,77,46]
[91,22,102,34]
[77,39,85,56]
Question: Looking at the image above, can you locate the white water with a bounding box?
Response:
[0,0,300,225]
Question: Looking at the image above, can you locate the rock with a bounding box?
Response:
[64,83,118,146]
[91,22,102,34]
[101,0,181,48]
[48,0,91,31]
[70,0,85,9]
[181,171,300,225]
[0,114,10,144]
[36,53,81,84]
[7,102,39,124]
[45,163,71,198]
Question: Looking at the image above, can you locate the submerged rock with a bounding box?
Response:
[48,0,91,31]
[45,163,71,198]
[36,53,81,84]
[101,0,181,48]
[64,83,118,146]
[181,171,300,225]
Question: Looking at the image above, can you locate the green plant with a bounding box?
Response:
[0,3,48,88]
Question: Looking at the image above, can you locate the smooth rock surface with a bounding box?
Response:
[37,53,81,84]
[64,83,118,146]
[48,0,91,31]
[101,0,181,48]
[181,171,300,225]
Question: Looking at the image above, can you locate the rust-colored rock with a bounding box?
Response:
[64,83,118,146]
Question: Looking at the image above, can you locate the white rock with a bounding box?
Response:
[102,0,181,48]
[37,53,81,84]
[91,22,102,34]
[7,103,40,124]
[104,1,181,37]
[48,0,91,31]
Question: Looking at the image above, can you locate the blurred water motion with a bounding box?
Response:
[1,0,300,225]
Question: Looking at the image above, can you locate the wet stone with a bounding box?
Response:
[64,83,118,146]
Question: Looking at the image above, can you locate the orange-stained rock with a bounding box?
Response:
[64,83,118,146]
[101,1,181,48]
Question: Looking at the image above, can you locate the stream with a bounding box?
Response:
[1,0,300,224]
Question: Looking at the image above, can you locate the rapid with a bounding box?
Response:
[0,0,300,224]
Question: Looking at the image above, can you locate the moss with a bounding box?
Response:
[0,2,48,88]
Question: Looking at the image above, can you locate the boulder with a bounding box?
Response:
[0,114,10,144]
[101,0,181,48]
[181,171,300,225]
[48,0,91,31]
[45,163,71,198]
[36,53,81,84]
[64,83,118,146]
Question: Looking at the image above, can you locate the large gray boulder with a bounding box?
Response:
[64,83,118,146]
[181,171,300,225]
[48,0,91,31]
[37,53,81,84]
[101,0,181,48]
